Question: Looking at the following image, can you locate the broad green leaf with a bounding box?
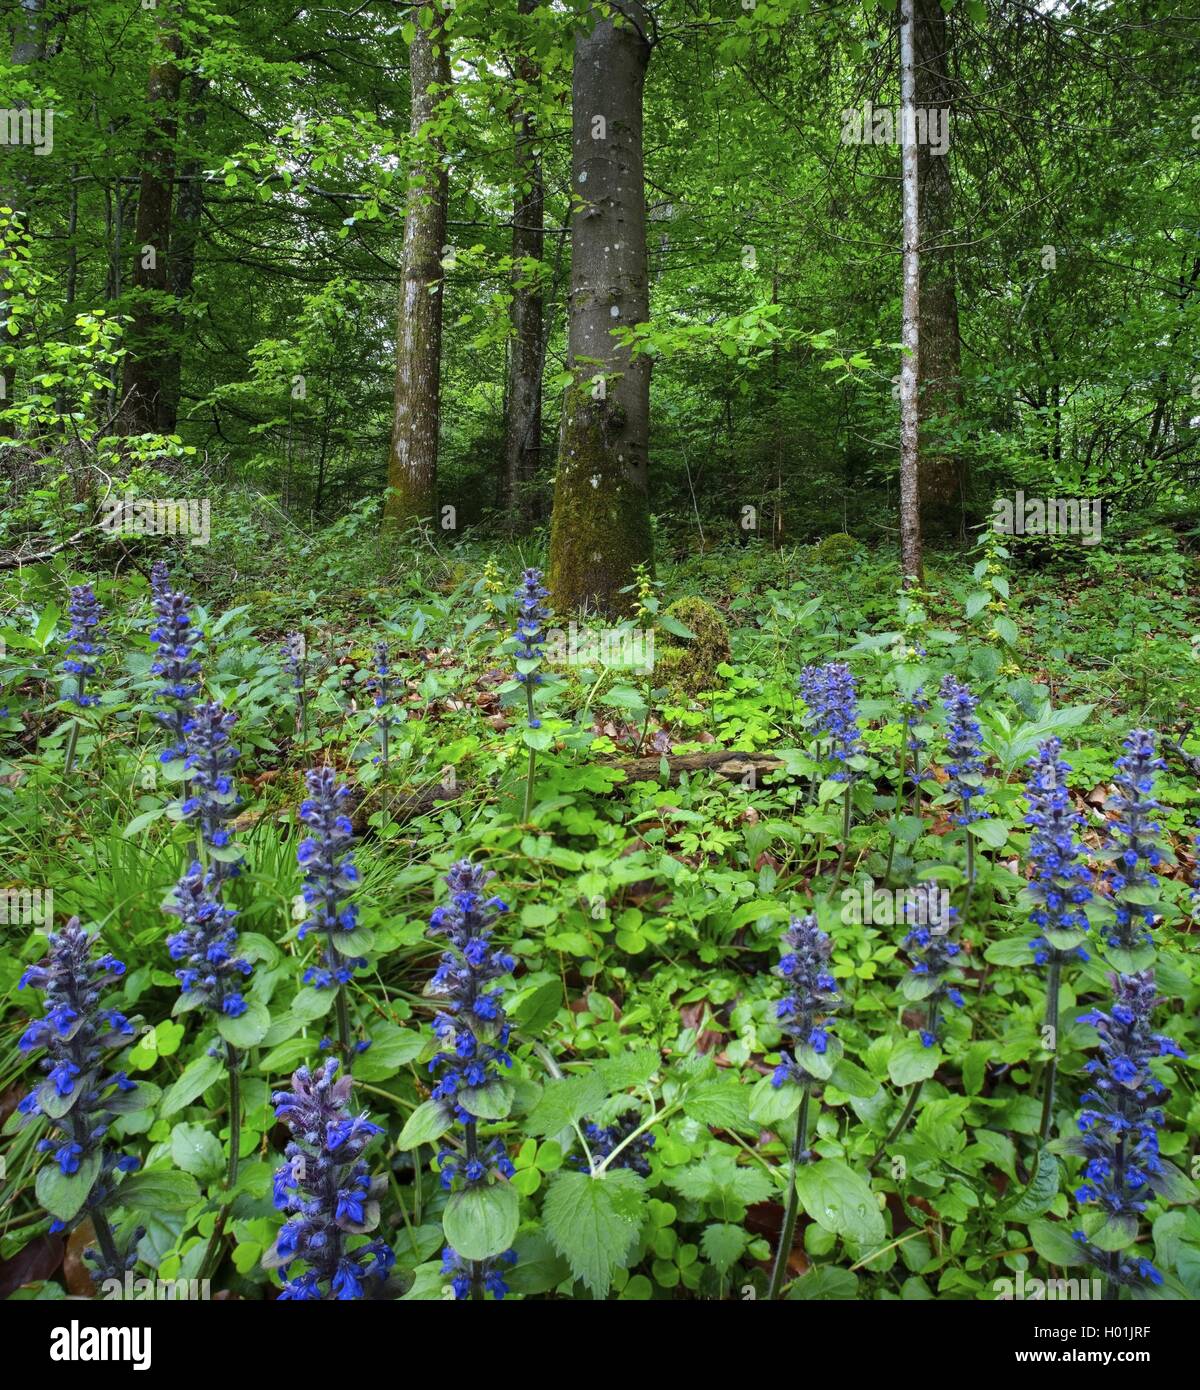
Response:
[542,1168,646,1296]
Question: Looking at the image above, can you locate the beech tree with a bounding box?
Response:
[547,1,655,617]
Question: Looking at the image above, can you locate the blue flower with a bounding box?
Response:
[427,861,515,1191]
[1024,737,1092,965]
[149,563,203,760]
[1102,730,1166,952]
[771,913,840,1088]
[939,675,989,824]
[901,881,964,1046]
[440,1245,517,1301]
[163,860,253,1018]
[365,641,403,764]
[799,663,862,781]
[575,1112,656,1177]
[270,1059,393,1300]
[1068,971,1186,1292]
[61,584,105,708]
[14,918,140,1270]
[180,702,243,879]
[296,768,365,990]
[281,632,306,691]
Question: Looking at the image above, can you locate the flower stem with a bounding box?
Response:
[1038,958,1062,1145]
[833,781,854,886]
[225,1043,241,1189]
[335,983,351,1058]
[522,684,538,821]
[767,1086,811,1300]
[868,1001,939,1172]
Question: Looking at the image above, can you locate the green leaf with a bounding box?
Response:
[525,1072,609,1137]
[887,1037,941,1087]
[1029,1218,1088,1267]
[458,1080,514,1120]
[216,1000,270,1049]
[123,807,166,839]
[794,1159,886,1245]
[505,1231,572,1295]
[828,1058,879,1099]
[443,1182,520,1262]
[1002,1148,1060,1220]
[162,1054,224,1116]
[681,1077,751,1130]
[700,1222,748,1274]
[352,1025,425,1082]
[542,1168,646,1296]
[36,1153,102,1222]
[111,1169,201,1213]
[397,1098,455,1150]
[510,979,562,1035]
[968,817,1011,849]
[748,1074,802,1126]
[170,1122,225,1182]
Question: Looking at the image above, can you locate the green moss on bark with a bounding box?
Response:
[547,386,653,618]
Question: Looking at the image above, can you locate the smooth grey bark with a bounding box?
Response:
[501,0,545,526]
[547,1,654,617]
[385,2,451,532]
[899,0,923,585]
[915,0,964,534]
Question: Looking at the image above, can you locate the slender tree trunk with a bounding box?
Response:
[899,0,923,585]
[121,9,182,434]
[548,1,655,617]
[385,2,452,533]
[161,74,210,434]
[501,0,545,527]
[915,0,963,536]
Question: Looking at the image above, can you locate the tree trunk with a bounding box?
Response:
[547,1,654,618]
[915,0,964,535]
[385,2,451,533]
[160,74,210,434]
[121,11,182,435]
[899,0,923,585]
[501,0,545,527]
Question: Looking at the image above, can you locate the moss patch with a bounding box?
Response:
[656,595,732,697]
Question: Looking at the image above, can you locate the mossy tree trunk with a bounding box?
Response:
[547,1,654,618]
[385,2,451,532]
[122,9,182,435]
[501,0,545,528]
[915,0,964,536]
